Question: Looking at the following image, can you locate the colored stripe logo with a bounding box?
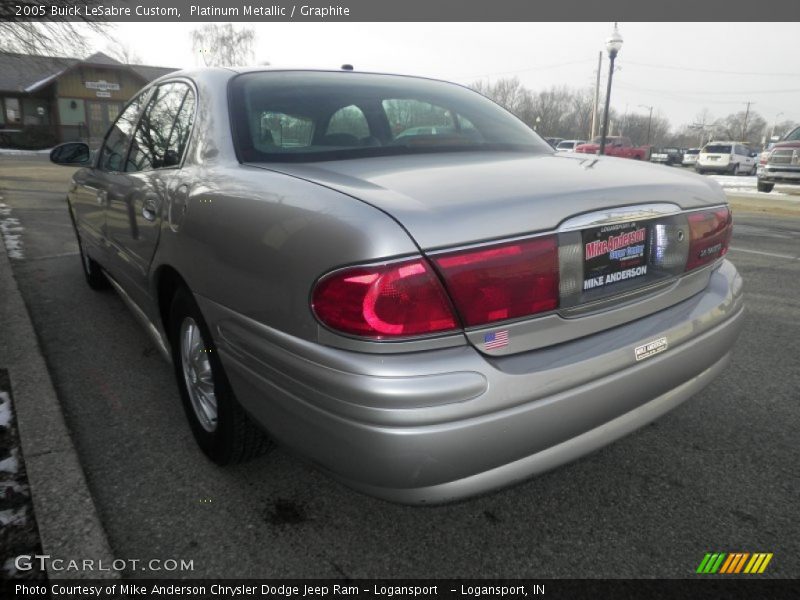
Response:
[696,552,773,574]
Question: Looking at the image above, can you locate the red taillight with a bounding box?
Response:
[432,235,559,327]
[685,207,733,271]
[312,257,458,338]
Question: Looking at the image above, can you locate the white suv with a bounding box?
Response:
[696,141,756,175]
[555,139,586,152]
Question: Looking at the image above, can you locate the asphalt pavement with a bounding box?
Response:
[1,154,798,579]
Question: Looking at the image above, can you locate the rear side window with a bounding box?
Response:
[126,82,195,172]
[98,92,147,171]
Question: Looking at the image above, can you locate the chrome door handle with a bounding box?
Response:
[142,198,158,221]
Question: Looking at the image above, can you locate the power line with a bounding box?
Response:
[623,60,800,78]
[454,59,594,81]
[615,82,800,101]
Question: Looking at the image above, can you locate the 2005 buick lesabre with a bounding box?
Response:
[50,68,744,503]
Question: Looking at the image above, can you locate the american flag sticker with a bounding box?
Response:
[484,330,509,350]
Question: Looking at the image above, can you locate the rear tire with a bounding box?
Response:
[696,168,704,175]
[757,181,774,193]
[730,163,739,176]
[168,287,271,465]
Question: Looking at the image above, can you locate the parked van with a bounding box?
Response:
[555,139,586,152]
[696,141,756,175]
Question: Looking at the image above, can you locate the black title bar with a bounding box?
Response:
[0,0,795,22]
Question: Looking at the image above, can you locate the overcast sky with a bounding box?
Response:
[90,22,800,132]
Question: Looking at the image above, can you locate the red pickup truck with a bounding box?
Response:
[574,136,651,160]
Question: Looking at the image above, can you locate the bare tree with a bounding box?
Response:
[713,111,767,146]
[0,2,108,57]
[191,24,255,67]
[104,39,142,65]
[471,78,533,119]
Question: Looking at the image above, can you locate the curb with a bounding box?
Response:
[0,230,118,580]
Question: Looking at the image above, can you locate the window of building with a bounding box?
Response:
[4,98,21,125]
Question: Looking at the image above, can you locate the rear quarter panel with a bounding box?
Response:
[151,163,420,342]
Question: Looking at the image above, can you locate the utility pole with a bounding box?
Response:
[691,114,710,147]
[639,105,654,146]
[742,101,753,141]
[590,51,602,140]
[769,111,784,142]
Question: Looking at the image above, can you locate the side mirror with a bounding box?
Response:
[50,142,91,166]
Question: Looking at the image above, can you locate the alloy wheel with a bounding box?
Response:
[180,317,218,432]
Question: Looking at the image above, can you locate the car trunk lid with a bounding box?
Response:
[247,152,722,250]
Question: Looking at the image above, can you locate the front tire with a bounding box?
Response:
[757,181,774,193]
[169,287,271,465]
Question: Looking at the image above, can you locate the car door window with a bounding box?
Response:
[126,82,195,172]
[98,92,147,172]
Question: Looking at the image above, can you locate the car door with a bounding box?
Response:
[104,81,196,307]
[69,91,149,256]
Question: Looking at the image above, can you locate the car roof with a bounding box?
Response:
[147,66,474,97]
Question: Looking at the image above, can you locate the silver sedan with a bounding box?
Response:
[50,68,744,504]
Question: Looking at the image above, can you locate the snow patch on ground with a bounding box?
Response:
[0,203,24,259]
[0,391,12,428]
[0,388,38,577]
[0,448,19,475]
[0,147,52,155]
[0,507,27,527]
[709,174,789,197]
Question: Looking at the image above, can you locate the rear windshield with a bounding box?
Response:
[556,141,575,149]
[686,149,700,155]
[229,71,551,162]
[703,144,732,154]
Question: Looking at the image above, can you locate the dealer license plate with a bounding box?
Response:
[582,221,649,293]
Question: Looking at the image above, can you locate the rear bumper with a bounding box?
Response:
[201,260,744,504]
[697,163,733,172]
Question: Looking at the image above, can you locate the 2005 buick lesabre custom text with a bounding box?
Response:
[50,68,744,503]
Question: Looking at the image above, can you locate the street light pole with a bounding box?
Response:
[599,23,623,156]
[590,51,602,140]
[770,112,784,142]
